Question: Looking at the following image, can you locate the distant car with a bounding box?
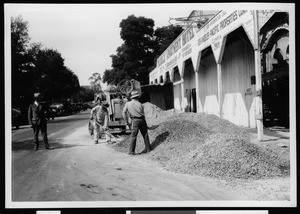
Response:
[51,104,64,116]
[46,107,57,120]
[12,108,21,129]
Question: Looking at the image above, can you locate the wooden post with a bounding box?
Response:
[192,51,201,113]
[195,71,200,113]
[181,78,185,111]
[253,10,263,141]
[217,63,222,117]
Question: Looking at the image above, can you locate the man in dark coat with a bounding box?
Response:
[28,93,54,151]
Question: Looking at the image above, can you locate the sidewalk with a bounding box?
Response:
[246,127,290,148]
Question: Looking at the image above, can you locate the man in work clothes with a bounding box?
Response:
[90,100,111,144]
[28,93,54,151]
[122,90,151,155]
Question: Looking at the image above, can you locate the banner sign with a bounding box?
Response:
[150,10,255,83]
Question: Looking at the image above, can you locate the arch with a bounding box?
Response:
[182,58,196,113]
[170,68,175,82]
[181,58,196,77]
[263,28,289,71]
[263,28,289,52]
[165,71,171,83]
[159,75,164,84]
[173,66,181,82]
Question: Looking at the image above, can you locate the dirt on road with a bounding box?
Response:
[12,126,239,201]
[11,112,291,203]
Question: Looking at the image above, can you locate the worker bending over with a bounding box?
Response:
[90,99,111,144]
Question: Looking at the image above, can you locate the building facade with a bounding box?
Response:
[149,10,290,130]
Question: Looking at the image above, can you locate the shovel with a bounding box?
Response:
[95,121,121,143]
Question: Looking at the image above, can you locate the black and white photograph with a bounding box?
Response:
[4,2,296,210]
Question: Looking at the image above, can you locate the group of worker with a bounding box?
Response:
[89,90,151,155]
[27,90,151,155]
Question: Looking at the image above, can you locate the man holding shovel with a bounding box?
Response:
[90,100,111,144]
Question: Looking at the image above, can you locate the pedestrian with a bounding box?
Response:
[122,90,151,155]
[90,99,111,144]
[28,93,54,151]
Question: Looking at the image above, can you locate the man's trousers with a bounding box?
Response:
[93,121,110,143]
[129,118,151,153]
[32,123,50,148]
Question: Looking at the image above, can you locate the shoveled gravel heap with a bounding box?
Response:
[143,102,163,121]
[111,104,290,180]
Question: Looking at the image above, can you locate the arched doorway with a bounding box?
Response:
[262,29,289,128]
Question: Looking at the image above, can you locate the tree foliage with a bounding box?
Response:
[11,16,35,102]
[103,14,183,86]
[88,72,103,93]
[154,25,183,57]
[103,15,157,85]
[30,47,80,102]
[80,86,95,102]
[11,16,80,107]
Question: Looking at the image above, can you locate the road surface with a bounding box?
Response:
[10,111,288,202]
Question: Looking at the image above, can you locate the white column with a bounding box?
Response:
[192,51,202,113]
[212,36,226,118]
[195,71,200,113]
[253,10,263,141]
[217,62,222,117]
[180,78,185,111]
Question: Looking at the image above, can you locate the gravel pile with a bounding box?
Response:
[111,103,289,180]
[143,102,162,121]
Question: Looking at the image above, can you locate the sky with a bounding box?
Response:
[5,3,209,87]
[5,3,293,87]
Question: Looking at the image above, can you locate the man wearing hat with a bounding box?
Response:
[90,99,111,144]
[122,90,151,155]
[28,93,54,151]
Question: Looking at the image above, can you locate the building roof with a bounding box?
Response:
[170,10,219,29]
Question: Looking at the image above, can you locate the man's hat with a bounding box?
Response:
[101,101,109,108]
[130,90,139,99]
[33,93,41,98]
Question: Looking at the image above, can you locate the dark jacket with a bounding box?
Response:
[28,103,48,125]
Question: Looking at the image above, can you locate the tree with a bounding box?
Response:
[11,16,35,106]
[154,25,183,56]
[103,15,157,85]
[74,86,95,102]
[88,73,103,93]
[103,16,183,86]
[120,15,156,61]
[11,15,80,108]
[102,68,128,85]
[31,47,80,103]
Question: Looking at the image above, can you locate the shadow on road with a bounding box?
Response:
[47,116,89,125]
[12,139,87,151]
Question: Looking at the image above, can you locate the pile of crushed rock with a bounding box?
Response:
[111,102,290,180]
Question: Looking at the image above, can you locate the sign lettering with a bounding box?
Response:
[182,28,195,47]
[166,38,181,60]
[151,10,254,82]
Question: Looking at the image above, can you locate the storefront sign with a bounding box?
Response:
[150,10,255,83]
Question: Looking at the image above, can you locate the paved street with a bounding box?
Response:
[10,111,241,202]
